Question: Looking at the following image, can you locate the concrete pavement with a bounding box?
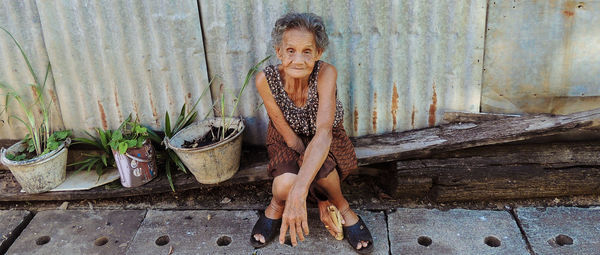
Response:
[2,206,599,254]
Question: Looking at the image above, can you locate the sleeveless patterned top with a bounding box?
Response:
[264,60,344,136]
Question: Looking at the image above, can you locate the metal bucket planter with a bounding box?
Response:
[0,140,69,194]
[165,117,244,184]
[112,139,158,188]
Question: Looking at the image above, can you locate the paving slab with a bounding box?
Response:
[6,210,145,255]
[127,209,388,254]
[0,210,32,254]
[257,210,389,255]
[516,207,600,255]
[126,210,259,254]
[389,208,529,254]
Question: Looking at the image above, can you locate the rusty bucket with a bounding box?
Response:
[165,117,244,184]
[112,139,158,188]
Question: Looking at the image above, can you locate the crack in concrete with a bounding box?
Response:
[384,210,392,255]
[509,208,536,255]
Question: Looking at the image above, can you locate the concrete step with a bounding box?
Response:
[516,206,600,255]
[388,208,529,254]
[0,210,32,254]
[6,210,145,255]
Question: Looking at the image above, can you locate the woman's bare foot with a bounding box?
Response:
[253,200,284,244]
[339,206,369,250]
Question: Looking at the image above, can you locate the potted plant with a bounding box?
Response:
[109,116,157,187]
[165,56,269,184]
[70,128,116,177]
[0,27,71,193]
[146,77,214,191]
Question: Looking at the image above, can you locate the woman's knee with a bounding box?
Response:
[272,173,296,200]
[316,169,340,189]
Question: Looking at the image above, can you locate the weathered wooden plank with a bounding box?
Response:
[399,142,600,171]
[443,111,520,124]
[431,165,600,202]
[384,142,600,201]
[353,108,600,165]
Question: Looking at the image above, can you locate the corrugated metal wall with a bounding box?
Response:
[482,0,600,115]
[34,0,212,138]
[2,0,598,144]
[200,0,487,144]
[0,0,64,139]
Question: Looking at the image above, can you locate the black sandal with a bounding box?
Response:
[250,212,282,248]
[343,216,374,254]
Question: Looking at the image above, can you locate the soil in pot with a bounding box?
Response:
[182,126,237,148]
[5,149,37,162]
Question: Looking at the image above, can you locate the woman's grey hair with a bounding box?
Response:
[271,12,329,52]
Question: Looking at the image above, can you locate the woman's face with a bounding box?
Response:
[276,28,323,79]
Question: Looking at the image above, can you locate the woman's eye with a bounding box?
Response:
[303,51,311,54]
[287,49,294,54]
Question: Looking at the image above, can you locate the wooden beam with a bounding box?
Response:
[442,112,520,124]
[353,107,600,165]
[383,142,600,201]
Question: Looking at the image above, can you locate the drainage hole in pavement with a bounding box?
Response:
[555,234,573,246]
[417,236,432,247]
[36,236,51,245]
[217,236,232,246]
[155,235,170,246]
[484,236,501,247]
[94,236,109,246]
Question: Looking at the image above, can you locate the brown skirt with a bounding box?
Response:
[266,120,358,200]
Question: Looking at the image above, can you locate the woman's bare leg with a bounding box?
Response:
[316,170,369,250]
[254,173,296,244]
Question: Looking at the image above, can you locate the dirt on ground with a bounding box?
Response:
[1,174,599,212]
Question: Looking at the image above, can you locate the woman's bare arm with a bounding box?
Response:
[291,62,337,195]
[255,72,305,153]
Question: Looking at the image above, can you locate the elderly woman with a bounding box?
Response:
[250,12,373,253]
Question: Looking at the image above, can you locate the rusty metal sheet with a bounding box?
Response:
[200,0,486,144]
[482,0,600,115]
[34,0,212,137]
[0,0,64,140]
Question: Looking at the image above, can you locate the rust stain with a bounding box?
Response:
[411,105,416,129]
[29,86,38,98]
[114,91,123,121]
[560,0,576,95]
[48,89,57,104]
[372,92,377,132]
[148,96,160,126]
[563,10,574,16]
[391,83,399,130]
[29,87,42,115]
[428,82,437,127]
[133,102,139,115]
[97,101,108,130]
[353,108,358,133]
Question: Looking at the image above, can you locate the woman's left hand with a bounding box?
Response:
[279,188,309,247]
[318,200,344,238]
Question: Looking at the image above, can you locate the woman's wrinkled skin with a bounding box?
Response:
[254,28,369,250]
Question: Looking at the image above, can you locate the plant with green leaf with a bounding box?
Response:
[70,128,115,176]
[217,55,271,141]
[109,115,149,154]
[147,77,215,192]
[0,27,70,161]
